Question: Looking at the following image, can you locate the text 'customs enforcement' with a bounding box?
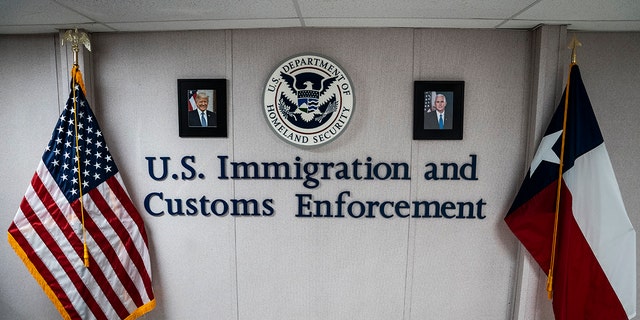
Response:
[263,54,355,148]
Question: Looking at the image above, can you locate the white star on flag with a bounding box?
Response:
[529,130,562,177]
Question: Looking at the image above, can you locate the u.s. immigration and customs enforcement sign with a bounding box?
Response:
[263,54,354,147]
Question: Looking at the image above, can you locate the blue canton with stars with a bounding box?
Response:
[42,83,119,202]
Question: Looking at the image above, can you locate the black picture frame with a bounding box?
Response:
[178,79,227,137]
[413,81,464,140]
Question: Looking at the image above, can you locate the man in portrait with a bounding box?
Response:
[188,90,217,127]
[424,93,452,130]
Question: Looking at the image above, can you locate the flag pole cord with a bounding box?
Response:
[547,36,581,299]
[64,27,92,268]
[72,65,90,268]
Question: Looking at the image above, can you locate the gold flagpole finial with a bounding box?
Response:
[61,28,91,66]
[568,35,582,65]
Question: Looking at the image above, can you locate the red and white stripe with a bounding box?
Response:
[188,92,197,111]
[9,160,154,320]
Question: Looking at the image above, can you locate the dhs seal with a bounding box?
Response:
[263,54,354,147]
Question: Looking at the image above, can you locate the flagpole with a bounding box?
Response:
[546,35,582,299]
[62,28,92,268]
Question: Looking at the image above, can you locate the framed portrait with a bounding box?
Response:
[413,81,464,140]
[178,79,227,137]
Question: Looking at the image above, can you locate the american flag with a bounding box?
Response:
[187,89,198,111]
[7,66,155,320]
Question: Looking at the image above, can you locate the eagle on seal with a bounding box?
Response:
[279,71,338,123]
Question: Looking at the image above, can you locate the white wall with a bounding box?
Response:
[1,35,62,319]
[1,28,638,320]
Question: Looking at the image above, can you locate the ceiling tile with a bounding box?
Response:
[517,0,640,20]
[1,0,639,33]
[106,19,302,32]
[305,18,504,29]
[54,0,299,22]
[0,0,92,25]
[297,0,534,19]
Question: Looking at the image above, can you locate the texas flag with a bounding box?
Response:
[505,64,636,319]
